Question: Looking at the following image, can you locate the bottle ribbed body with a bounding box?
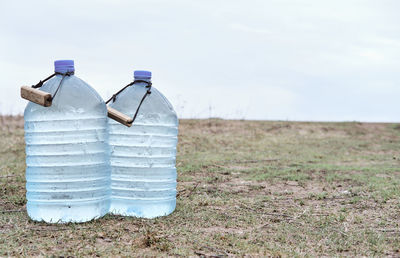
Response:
[108,84,178,218]
[24,75,110,223]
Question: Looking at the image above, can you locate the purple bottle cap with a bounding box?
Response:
[134,70,152,80]
[54,60,75,73]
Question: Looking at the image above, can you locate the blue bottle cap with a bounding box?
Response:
[54,60,75,73]
[134,70,152,80]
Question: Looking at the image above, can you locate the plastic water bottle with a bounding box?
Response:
[24,60,110,223]
[108,70,178,218]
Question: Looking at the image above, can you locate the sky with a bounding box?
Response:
[0,0,399,122]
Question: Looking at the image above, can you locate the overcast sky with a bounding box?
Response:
[1,0,399,121]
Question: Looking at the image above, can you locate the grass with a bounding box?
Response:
[1,116,400,256]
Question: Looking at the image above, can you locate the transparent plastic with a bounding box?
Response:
[24,74,110,223]
[108,80,178,218]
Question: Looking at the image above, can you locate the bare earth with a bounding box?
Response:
[0,116,400,256]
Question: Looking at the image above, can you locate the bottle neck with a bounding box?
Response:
[134,77,151,83]
[55,72,75,76]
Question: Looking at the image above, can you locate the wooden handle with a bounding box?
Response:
[107,106,133,127]
[21,86,52,107]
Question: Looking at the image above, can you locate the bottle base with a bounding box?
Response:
[110,198,176,218]
[26,198,110,223]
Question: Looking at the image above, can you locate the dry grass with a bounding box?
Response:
[1,116,400,256]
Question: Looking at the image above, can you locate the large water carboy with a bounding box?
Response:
[108,70,178,218]
[24,60,110,223]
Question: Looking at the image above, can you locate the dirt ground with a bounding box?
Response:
[1,116,400,256]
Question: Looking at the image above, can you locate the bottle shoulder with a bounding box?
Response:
[110,86,176,115]
[109,85,178,125]
[24,75,106,120]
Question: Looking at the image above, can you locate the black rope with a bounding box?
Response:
[32,73,57,88]
[105,81,135,104]
[131,81,152,124]
[106,80,152,125]
[31,72,73,101]
[51,72,73,100]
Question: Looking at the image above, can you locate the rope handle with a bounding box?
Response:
[20,72,73,107]
[33,72,73,101]
[106,80,152,127]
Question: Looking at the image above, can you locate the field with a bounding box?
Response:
[1,116,400,256]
